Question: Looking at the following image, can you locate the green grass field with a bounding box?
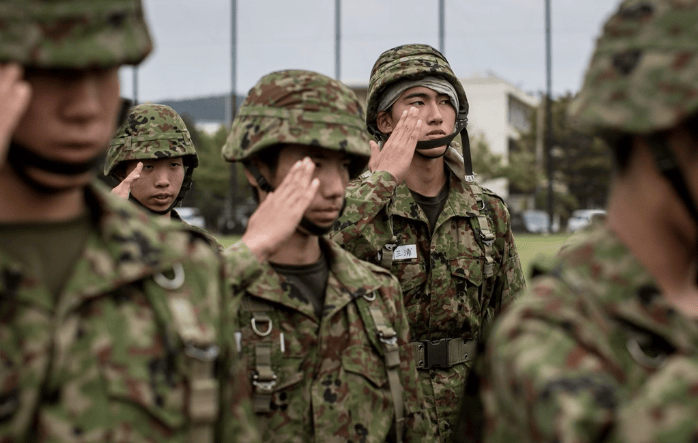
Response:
[218,232,572,285]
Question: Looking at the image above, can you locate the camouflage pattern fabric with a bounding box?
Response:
[478,222,698,443]
[221,69,370,178]
[329,146,525,441]
[105,104,198,177]
[0,0,152,68]
[223,239,433,442]
[0,181,259,443]
[569,0,698,136]
[365,44,468,139]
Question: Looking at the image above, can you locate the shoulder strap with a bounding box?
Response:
[354,291,405,443]
[149,263,220,443]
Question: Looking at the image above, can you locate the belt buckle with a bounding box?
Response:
[423,339,450,369]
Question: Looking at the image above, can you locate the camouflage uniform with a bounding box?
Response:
[0,1,256,441]
[0,184,258,442]
[105,104,223,251]
[329,44,525,440]
[222,70,433,442]
[479,1,698,442]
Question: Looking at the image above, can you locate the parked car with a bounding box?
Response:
[567,209,607,233]
[511,210,560,234]
[176,206,206,229]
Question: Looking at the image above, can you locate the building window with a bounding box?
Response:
[508,95,531,132]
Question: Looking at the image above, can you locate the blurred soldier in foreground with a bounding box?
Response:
[222,69,433,442]
[329,44,525,441]
[474,1,698,442]
[105,103,223,249]
[0,0,257,441]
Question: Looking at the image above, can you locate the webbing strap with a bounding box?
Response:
[241,296,278,412]
[367,304,405,443]
[471,183,495,278]
[165,295,219,443]
[252,343,277,412]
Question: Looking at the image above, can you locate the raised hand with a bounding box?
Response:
[0,64,31,168]
[369,106,422,183]
[240,157,319,261]
[111,162,143,198]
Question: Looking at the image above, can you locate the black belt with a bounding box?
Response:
[411,338,477,370]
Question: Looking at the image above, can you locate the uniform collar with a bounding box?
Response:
[244,238,388,320]
[0,181,187,310]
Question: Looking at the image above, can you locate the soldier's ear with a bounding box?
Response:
[376,110,394,134]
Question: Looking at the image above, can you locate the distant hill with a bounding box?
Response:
[154,94,245,124]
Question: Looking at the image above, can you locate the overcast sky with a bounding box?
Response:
[118,0,620,103]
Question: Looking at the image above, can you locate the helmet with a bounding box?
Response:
[222,69,371,179]
[569,0,698,136]
[366,43,468,139]
[0,0,152,68]
[105,104,198,207]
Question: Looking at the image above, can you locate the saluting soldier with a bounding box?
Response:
[329,44,525,441]
[222,69,433,443]
[0,1,257,441]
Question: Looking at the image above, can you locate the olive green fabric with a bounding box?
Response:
[0,211,91,299]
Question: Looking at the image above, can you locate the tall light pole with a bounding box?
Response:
[335,0,341,80]
[438,0,445,53]
[545,0,554,233]
[132,67,138,105]
[226,0,239,233]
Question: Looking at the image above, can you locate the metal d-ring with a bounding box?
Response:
[154,263,185,290]
[626,338,667,369]
[251,318,273,336]
[363,290,377,302]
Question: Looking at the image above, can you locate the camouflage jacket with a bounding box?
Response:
[223,239,433,443]
[0,181,259,443]
[329,147,525,440]
[480,222,698,443]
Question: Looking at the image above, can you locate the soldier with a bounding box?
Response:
[329,44,525,441]
[222,69,433,442]
[475,1,698,442]
[105,103,223,250]
[0,0,257,441]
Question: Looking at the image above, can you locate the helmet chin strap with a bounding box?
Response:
[6,142,101,194]
[246,162,339,236]
[382,119,474,179]
[646,134,698,227]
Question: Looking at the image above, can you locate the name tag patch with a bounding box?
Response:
[393,244,417,260]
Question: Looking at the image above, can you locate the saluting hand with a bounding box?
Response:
[0,64,31,168]
[240,157,319,262]
[368,106,421,183]
[111,162,143,198]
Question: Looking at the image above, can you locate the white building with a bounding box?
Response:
[460,73,540,206]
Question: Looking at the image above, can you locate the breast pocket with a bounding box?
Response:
[98,333,187,432]
[341,345,388,389]
[450,256,485,320]
[391,260,426,306]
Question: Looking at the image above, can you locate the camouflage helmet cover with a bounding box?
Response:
[365,43,469,137]
[104,104,198,177]
[0,0,152,68]
[222,69,371,177]
[569,0,698,136]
